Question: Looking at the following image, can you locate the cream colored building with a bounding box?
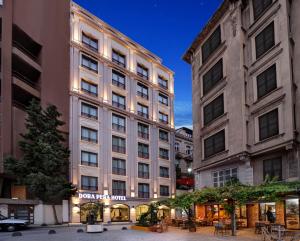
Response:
[69,2,175,223]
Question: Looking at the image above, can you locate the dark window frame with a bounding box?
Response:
[138,163,150,179]
[257,64,277,99]
[263,157,282,181]
[112,92,126,110]
[160,185,170,196]
[81,54,98,73]
[81,102,98,120]
[112,135,126,154]
[204,130,225,158]
[112,69,126,89]
[201,26,221,63]
[202,59,223,95]
[82,32,98,51]
[112,180,126,196]
[138,183,150,198]
[138,123,149,140]
[255,22,275,59]
[137,63,149,80]
[81,175,98,191]
[160,166,169,178]
[81,79,98,97]
[138,143,149,159]
[81,151,98,167]
[112,49,126,68]
[159,148,169,160]
[253,0,273,20]
[81,126,98,143]
[259,109,279,141]
[203,94,224,125]
[112,113,126,133]
[112,158,126,176]
[137,103,149,119]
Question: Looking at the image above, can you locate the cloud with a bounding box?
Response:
[174,100,193,129]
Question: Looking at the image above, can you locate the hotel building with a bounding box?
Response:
[184,0,300,229]
[69,2,175,223]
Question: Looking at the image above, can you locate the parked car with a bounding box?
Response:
[0,214,29,232]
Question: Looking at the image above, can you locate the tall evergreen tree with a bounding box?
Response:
[5,99,75,224]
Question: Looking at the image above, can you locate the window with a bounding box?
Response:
[82,32,98,51]
[203,94,224,125]
[138,183,150,198]
[138,123,149,140]
[112,136,126,154]
[160,167,169,178]
[186,145,192,155]
[137,63,149,80]
[257,64,277,99]
[259,109,279,141]
[255,22,275,59]
[137,83,148,99]
[138,143,149,159]
[137,103,149,119]
[159,148,169,160]
[112,70,125,89]
[201,26,221,63]
[112,180,126,196]
[81,176,98,191]
[158,75,168,89]
[175,142,179,151]
[253,0,273,20]
[81,80,98,96]
[160,185,169,196]
[204,130,225,158]
[112,92,126,110]
[81,127,98,143]
[112,49,126,68]
[159,112,168,124]
[263,157,282,180]
[81,102,98,120]
[159,130,169,142]
[213,168,238,187]
[158,93,169,106]
[138,163,150,179]
[112,114,126,133]
[112,158,126,176]
[203,59,223,95]
[81,151,98,167]
[81,54,98,73]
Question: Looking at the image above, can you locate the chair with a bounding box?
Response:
[290,233,300,241]
[261,227,276,241]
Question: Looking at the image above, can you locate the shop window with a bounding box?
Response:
[110,204,129,222]
[136,204,149,221]
[286,199,300,229]
[80,202,103,224]
[157,205,170,221]
[259,202,276,222]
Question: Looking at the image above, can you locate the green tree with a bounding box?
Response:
[5,99,75,224]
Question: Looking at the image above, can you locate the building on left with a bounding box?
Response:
[0,0,70,224]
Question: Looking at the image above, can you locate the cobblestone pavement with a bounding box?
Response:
[0,226,261,241]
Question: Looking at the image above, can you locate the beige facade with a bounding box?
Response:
[184,0,300,189]
[69,3,175,223]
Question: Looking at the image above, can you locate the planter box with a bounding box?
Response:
[86,224,103,233]
[131,225,151,232]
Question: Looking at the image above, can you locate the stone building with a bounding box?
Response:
[183,0,300,229]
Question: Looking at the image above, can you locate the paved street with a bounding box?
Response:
[0,226,260,241]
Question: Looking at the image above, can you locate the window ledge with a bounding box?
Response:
[251,42,281,67]
[200,77,227,103]
[253,86,283,105]
[202,150,229,162]
[254,133,285,146]
[202,112,228,130]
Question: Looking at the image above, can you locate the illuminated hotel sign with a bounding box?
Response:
[78,192,126,201]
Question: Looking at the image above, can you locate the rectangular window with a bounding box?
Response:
[138,183,150,198]
[257,64,277,99]
[81,102,98,120]
[203,94,224,125]
[82,32,98,51]
[112,180,126,196]
[263,157,282,180]
[255,22,275,59]
[158,93,169,106]
[204,130,225,158]
[137,103,149,119]
[160,185,169,196]
[138,163,150,179]
[112,114,126,133]
[201,26,221,63]
[81,54,98,73]
[137,83,149,99]
[81,175,98,191]
[112,49,126,68]
[160,166,169,178]
[158,75,168,89]
[259,109,279,141]
[138,123,149,140]
[253,0,273,20]
[112,70,126,89]
[112,92,126,110]
[81,79,98,97]
[159,130,169,142]
[112,158,126,176]
[81,127,98,143]
[159,112,168,124]
[159,148,169,160]
[81,151,98,167]
[138,143,149,159]
[112,136,126,154]
[203,59,223,95]
[137,63,149,80]
[213,168,238,187]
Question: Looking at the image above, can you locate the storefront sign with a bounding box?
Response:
[78,192,126,201]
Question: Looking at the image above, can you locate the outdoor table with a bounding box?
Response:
[271,226,286,241]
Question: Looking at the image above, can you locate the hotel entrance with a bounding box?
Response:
[110,204,130,222]
[80,202,103,223]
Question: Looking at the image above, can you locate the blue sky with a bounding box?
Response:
[74,0,222,128]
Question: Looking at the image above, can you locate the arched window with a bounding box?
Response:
[157,205,170,221]
[80,202,103,223]
[136,204,149,221]
[110,204,130,222]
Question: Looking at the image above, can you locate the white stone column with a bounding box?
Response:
[103,207,111,223]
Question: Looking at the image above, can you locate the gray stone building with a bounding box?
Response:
[183,0,300,189]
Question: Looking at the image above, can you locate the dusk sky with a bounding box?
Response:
[74,0,223,129]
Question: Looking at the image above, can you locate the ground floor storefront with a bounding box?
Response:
[70,192,175,224]
[195,197,300,229]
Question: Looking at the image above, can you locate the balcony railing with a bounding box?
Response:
[12,70,38,89]
[138,192,150,199]
[82,41,98,52]
[81,112,98,120]
[138,172,149,179]
[112,79,125,89]
[137,72,148,80]
[81,136,98,143]
[112,167,126,176]
[138,131,149,140]
[81,185,98,191]
[112,189,126,196]
[138,152,149,159]
[112,101,126,110]
[81,88,98,97]
[159,119,169,125]
[137,111,149,119]
[112,145,126,154]
[112,123,126,133]
[112,58,126,68]
[137,91,148,99]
